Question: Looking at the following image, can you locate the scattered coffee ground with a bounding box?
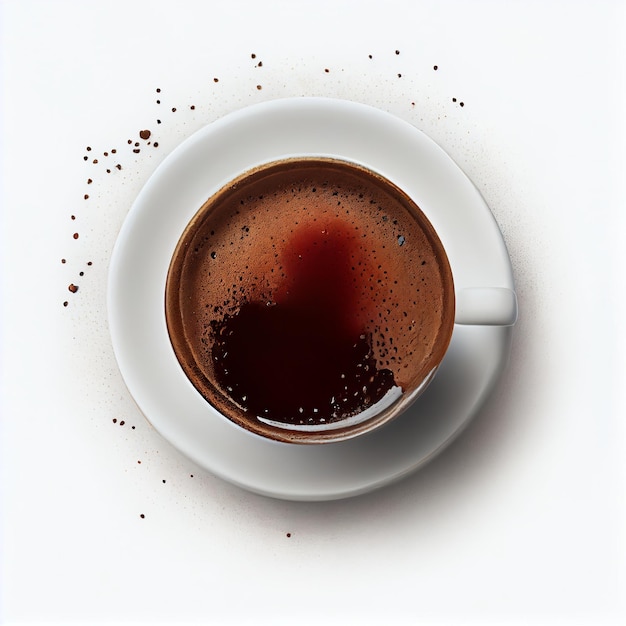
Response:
[324,68,330,73]
[433,65,438,70]
[395,49,400,55]
[112,419,117,423]
[286,533,292,538]
[213,77,219,83]
[140,514,145,519]
[251,53,256,58]
[67,113,162,314]
[68,283,78,293]
[256,85,262,90]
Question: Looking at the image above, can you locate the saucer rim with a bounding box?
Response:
[108,97,515,500]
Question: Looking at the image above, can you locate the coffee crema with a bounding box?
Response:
[165,158,455,443]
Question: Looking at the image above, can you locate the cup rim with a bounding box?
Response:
[163,156,456,444]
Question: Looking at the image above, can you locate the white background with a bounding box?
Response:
[1,1,625,624]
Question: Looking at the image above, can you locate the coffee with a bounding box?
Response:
[165,158,455,443]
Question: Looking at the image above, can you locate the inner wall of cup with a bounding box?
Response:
[165,157,455,442]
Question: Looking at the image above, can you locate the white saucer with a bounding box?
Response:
[108,97,516,501]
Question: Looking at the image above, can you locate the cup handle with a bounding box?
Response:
[454,287,518,326]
